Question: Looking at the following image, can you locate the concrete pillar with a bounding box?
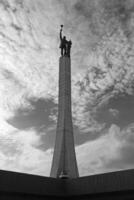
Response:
[50,56,79,179]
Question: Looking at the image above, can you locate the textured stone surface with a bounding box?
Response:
[50,56,79,178]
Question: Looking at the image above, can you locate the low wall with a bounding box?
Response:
[0,169,134,199]
[66,169,134,196]
[0,170,65,199]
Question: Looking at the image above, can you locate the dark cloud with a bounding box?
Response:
[72,0,134,39]
[102,0,134,20]
[95,95,134,128]
[102,0,134,36]
[73,0,93,18]
[7,98,56,131]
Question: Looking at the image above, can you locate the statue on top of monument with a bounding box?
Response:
[59,25,72,57]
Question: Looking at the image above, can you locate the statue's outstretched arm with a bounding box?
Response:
[60,29,62,40]
[60,25,63,40]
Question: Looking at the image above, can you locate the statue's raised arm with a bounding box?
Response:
[60,25,63,40]
[59,25,67,56]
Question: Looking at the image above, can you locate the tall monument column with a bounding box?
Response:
[50,26,79,179]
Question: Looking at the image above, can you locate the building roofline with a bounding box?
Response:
[0,169,134,197]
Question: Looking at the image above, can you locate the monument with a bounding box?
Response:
[50,25,79,179]
[0,25,134,200]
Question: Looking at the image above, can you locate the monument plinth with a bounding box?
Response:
[50,56,79,178]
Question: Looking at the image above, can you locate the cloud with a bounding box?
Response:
[71,24,134,132]
[76,124,121,176]
[1,0,134,131]
[0,120,52,176]
[109,108,119,118]
[76,123,134,176]
[7,98,56,131]
[0,0,62,111]
[0,0,65,176]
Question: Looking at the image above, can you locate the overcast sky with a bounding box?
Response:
[0,0,134,177]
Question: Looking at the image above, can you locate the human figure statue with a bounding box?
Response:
[59,25,72,57]
[66,40,72,57]
[59,25,67,56]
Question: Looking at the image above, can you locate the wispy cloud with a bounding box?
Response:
[71,27,134,132]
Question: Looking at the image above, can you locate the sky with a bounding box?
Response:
[0,0,134,177]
